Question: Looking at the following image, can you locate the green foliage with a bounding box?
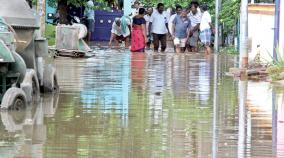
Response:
[219,46,238,54]
[220,0,240,35]
[47,0,85,7]
[141,0,214,9]
[47,0,110,10]
[267,47,284,81]
[45,24,56,46]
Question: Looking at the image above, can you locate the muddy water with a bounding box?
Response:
[0,49,284,158]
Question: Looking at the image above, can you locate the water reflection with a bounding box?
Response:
[1,50,284,158]
[80,52,130,117]
[273,91,284,157]
[0,93,59,158]
[238,80,247,158]
[212,54,219,158]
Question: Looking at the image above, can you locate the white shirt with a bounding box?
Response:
[200,11,211,31]
[131,8,139,18]
[188,9,202,28]
[111,18,131,37]
[150,11,169,34]
[144,14,151,35]
[168,14,177,35]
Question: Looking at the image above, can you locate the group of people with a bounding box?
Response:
[108,1,213,54]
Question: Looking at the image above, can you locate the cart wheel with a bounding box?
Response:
[20,69,40,102]
[1,87,27,110]
[43,65,59,92]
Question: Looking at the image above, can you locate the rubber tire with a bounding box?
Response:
[20,69,40,103]
[1,87,27,110]
[43,65,59,92]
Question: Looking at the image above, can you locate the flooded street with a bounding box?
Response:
[0,49,284,158]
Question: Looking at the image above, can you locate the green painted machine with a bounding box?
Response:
[0,0,59,109]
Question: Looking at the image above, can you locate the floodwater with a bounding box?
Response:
[0,48,284,158]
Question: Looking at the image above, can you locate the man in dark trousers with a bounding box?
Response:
[148,3,170,52]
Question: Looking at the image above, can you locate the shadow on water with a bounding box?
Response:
[0,48,284,157]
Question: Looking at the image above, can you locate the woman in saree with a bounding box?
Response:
[131,8,147,52]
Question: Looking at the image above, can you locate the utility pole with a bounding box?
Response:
[214,0,221,53]
[273,0,280,61]
[239,0,248,68]
[37,0,46,37]
[237,80,248,158]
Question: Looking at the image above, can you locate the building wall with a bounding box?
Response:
[248,4,275,62]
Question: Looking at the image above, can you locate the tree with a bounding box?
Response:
[46,0,85,24]
[46,0,110,24]
[220,0,240,40]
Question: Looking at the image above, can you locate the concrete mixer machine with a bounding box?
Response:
[0,0,59,110]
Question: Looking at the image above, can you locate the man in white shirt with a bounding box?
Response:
[199,4,213,54]
[109,17,131,48]
[144,7,154,48]
[187,1,202,52]
[130,1,140,18]
[148,3,170,52]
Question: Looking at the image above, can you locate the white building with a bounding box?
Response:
[248,1,283,62]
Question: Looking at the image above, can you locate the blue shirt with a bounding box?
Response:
[173,15,191,38]
[85,0,95,20]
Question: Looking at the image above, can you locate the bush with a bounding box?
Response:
[45,24,56,46]
[267,47,284,81]
[219,46,238,54]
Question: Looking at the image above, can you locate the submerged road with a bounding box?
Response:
[0,48,283,158]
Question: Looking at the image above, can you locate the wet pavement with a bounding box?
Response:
[0,48,284,158]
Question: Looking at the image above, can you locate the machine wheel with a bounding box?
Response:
[20,69,40,102]
[1,87,27,110]
[43,66,59,92]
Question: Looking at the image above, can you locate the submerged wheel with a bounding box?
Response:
[20,69,40,102]
[43,65,59,92]
[1,87,27,110]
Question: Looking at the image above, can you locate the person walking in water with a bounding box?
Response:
[169,5,182,37]
[199,4,213,54]
[109,16,131,48]
[148,3,170,53]
[144,7,153,49]
[187,1,202,52]
[169,5,182,52]
[131,8,147,52]
[84,0,95,42]
[172,9,191,53]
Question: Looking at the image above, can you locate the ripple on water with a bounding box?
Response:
[0,49,282,158]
